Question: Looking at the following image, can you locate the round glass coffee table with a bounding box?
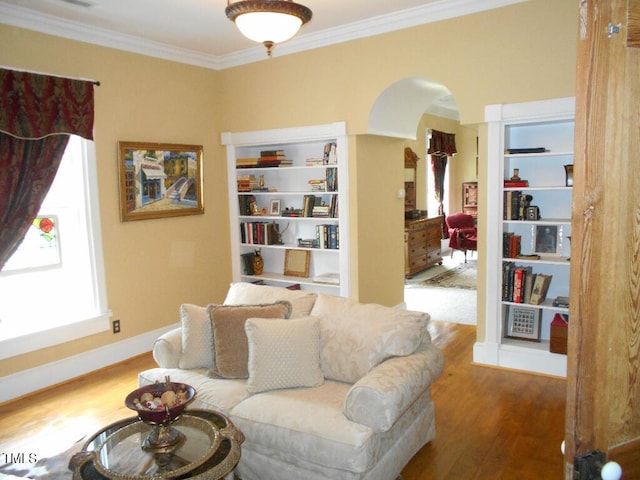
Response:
[70,409,243,479]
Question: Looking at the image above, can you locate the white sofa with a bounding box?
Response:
[138,283,445,480]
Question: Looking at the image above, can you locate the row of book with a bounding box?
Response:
[237,150,293,169]
[503,190,524,220]
[302,195,338,218]
[503,232,542,260]
[503,262,552,304]
[297,224,339,250]
[240,222,282,245]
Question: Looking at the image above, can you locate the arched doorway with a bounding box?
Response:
[368,77,478,325]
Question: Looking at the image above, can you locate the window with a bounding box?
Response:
[0,136,110,359]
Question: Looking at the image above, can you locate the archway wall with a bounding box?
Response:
[218,0,578,309]
[218,0,577,134]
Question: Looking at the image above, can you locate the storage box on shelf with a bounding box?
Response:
[474,97,574,378]
[222,123,350,297]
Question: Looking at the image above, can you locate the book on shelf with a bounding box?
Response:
[323,142,337,165]
[238,195,258,216]
[517,254,541,260]
[529,274,552,305]
[313,272,340,285]
[512,266,533,303]
[315,224,339,249]
[308,179,327,191]
[236,157,260,168]
[552,296,570,308]
[523,270,536,304]
[240,221,282,245]
[326,167,338,192]
[503,191,522,220]
[502,232,521,258]
[505,147,548,154]
[306,157,324,166]
[504,180,529,188]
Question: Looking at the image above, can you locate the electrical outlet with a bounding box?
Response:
[112,319,121,334]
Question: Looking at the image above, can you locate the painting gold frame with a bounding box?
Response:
[284,249,310,277]
[118,141,204,222]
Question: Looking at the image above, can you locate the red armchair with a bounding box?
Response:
[445,212,477,262]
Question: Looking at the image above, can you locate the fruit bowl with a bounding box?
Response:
[125,380,196,426]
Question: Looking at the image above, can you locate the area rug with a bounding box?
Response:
[0,441,82,479]
[418,262,477,290]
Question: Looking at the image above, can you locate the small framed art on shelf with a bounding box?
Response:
[506,305,541,341]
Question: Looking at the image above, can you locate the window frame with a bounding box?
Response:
[0,137,111,359]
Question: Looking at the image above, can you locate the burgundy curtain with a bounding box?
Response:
[0,68,95,270]
[428,130,457,239]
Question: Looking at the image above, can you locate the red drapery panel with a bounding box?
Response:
[428,130,457,239]
[0,68,95,270]
[0,69,95,140]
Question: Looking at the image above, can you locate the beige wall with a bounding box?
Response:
[0,0,578,376]
[0,27,229,376]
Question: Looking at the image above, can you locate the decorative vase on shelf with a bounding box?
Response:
[564,164,574,186]
[252,249,264,275]
[510,168,521,181]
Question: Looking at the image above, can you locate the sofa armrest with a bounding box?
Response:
[152,328,182,368]
[344,342,445,432]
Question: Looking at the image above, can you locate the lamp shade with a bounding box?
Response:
[226,0,312,55]
[235,11,302,44]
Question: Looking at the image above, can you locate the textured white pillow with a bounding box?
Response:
[245,316,324,394]
[224,282,318,318]
[178,303,214,369]
[310,294,429,383]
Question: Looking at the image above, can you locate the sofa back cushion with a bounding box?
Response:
[210,302,292,379]
[178,303,214,369]
[245,316,324,393]
[310,294,429,383]
[224,282,318,318]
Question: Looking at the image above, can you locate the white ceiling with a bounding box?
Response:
[0,0,525,70]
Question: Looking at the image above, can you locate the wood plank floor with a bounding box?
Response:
[0,321,566,479]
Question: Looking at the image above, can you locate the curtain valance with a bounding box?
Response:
[428,130,457,157]
[0,68,95,140]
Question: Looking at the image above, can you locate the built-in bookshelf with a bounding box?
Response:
[474,97,575,377]
[221,122,350,297]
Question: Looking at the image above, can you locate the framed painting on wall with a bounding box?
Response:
[118,141,204,222]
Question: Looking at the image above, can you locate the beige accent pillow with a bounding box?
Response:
[245,316,324,394]
[209,302,292,379]
[310,294,429,383]
[178,304,214,369]
[224,282,318,318]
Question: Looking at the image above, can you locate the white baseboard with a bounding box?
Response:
[0,323,178,404]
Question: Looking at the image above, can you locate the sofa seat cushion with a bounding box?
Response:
[138,367,250,415]
[224,282,318,318]
[230,381,377,473]
[310,294,429,383]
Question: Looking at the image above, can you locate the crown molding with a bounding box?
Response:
[0,0,526,71]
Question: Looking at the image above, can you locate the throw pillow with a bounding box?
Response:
[224,282,318,318]
[178,303,214,369]
[245,316,324,394]
[209,302,292,379]
[310,294,429,383]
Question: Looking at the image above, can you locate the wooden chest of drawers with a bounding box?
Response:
[404,216,443,278]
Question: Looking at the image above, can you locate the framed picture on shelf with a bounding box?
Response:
[284,249,310,277]
[506,306,541,341]
[118,141,204,222]
[534,224,559,255]
[269,199,281,216]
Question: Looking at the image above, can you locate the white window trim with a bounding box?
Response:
[0,138,111,360]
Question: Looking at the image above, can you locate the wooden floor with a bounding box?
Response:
[0,321,567,479]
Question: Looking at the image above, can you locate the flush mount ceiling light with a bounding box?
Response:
[225,0,312,57]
